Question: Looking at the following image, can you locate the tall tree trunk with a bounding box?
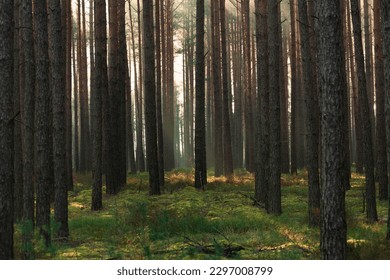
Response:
[242,0,254,173]
[21,0,35,228]
[351,0,378,223]
[143,0,160,195]
[280,16,290,174]
[298,0,320,226]
[211,0,223,176]
[364,0,375,153]
[49,0,69,239]
[13,0,23,222]
[64,0,73,191]
[267,0,281,215]
[383,0,390,240]
[290,0,298,175]
[255,0,269,205]
[314,0,347,259]
[129,2,145,172]
[34,0,52,246]
[118,0,128,185]
[73,37,80,172]
[195,0,207,189]
[220,0,233,176]
[374,0,388,200]
[92,0,107,211]
[155,0,165,185]
[78,0,90,173]
[0,0,14,259]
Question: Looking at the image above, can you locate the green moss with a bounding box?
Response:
[13,170,390,260]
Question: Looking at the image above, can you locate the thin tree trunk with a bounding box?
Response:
[298,0,320,226]
[129,2,145,172]
[65,0,73,191]
[382,0,390,240]
[211,0,223,177]
[155,0,165,185]
[195,0,207,189]
[267,0,281,215]
[351,0,378,223]
[290,0,298,175]
[220,0,233,176]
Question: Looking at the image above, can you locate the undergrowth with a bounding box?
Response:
[13,169,390,260]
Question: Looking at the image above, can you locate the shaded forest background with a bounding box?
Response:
[1,0,390,260]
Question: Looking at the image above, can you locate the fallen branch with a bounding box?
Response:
[237,191,265,209]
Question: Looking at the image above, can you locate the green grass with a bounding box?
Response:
[13,169,390,259]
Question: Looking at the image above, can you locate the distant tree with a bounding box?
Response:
[211,0,223,177]
[290,0,298,175]
[118,0,128,185]
[143,0,161,195]
[34,0,52,246]
[381,0,390,239]
[350,0,378,223]
[155,0,165,185]
[195,0,207,189]
[78,0,90,173]
[242,0,254,173]
[220,0,233,176]
[298,0,320,226]
[48,0,69,239]
[64,0,73,191]
[314,0,347,259]
[267,0,281,215]
[128,1,145,172]
[0,0,14,259]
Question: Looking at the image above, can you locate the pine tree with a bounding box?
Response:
[314,0,347,259]
[0,0,15,259]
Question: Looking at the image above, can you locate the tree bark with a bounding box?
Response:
[195,0,207,189]
[155,0,165,185]
[143,0,160,195]
[374,0,388,200]
[314,0,347,259]
[267,0,281,215]
[211,0,223,177]
[255,0,269,205]
[381,0,390,239]
[92,0,107,211]
[49,0,69,239]
[290,0,298,175]
[34,0,52,246]
[21,0,35,226]
[220,0,233,176]
[0,0,14,259]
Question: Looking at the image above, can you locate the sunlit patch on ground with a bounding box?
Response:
[13,170,390,260]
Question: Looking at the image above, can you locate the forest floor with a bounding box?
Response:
[14,169,390,260]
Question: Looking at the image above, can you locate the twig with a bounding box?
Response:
[237,191,265,209]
